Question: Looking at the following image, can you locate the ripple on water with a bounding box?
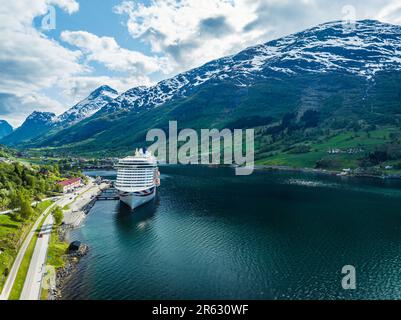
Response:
[63,168,401,300]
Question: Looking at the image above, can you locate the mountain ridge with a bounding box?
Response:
[0,85,118,145]
[95,19,401,116]
[6,20,401,164]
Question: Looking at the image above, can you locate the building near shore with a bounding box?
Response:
[57,178,82,193]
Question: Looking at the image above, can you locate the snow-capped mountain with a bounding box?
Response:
[0,111,56,145]
[26,111,57,123]
[101,20,401,114]
[55,85,118,126]
[1,86,118,145]
[10,20,401,153]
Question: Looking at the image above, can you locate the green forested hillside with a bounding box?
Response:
[19,72,401,172]
[0,147,84,291]
[0,160,61,211]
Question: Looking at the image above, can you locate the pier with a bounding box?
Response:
[96,188,119,201]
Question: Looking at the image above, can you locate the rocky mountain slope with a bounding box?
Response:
[1,112,56,145]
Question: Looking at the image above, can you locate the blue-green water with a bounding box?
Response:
[63,166,401,300]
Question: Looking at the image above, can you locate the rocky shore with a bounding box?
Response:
[49,183,112,300]
[51,243,89,300]
[48,227,89,300]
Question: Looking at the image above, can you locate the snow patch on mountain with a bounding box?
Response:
[55,85,118,126]
[27,111,57,123]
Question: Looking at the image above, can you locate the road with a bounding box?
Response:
[0,201,57,300]
[63,182,109,228]
[0,181,94,300]
[20,214,54,300]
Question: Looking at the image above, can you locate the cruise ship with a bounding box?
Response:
[115,149,160,210]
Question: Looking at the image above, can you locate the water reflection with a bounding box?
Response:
[115,196,160,234]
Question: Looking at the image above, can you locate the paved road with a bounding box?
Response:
[20,182,101,300]
[63,182,109,228]
[20,214,54,300]
[0,202,56,300]
[0,182,93,300]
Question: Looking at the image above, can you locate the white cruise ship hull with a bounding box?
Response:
[119,187,156,210]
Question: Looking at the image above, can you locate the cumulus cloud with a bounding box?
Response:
[0,0,162,126]
[60,31,171,75]
[378,2,401,24]
[114,0,260,72]
[0,92,63,127]
[0,0,85,125]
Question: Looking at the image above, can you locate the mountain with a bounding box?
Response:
[97,19,401,114]
[0,120,13,139]
[54,85,118,127]
[1,111,56,145]
[15,21,401,163]
[1,85,118,146]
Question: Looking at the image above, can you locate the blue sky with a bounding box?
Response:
[1,0,401,127]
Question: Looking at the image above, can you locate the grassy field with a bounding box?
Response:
[0,200,52,293]
[257,126,400,170]
[40,225,68,300]
[47,228,68,269]
[8,203,54,300]
[8,228,38,300]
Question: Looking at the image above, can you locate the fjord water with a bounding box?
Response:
[63,166,401,300]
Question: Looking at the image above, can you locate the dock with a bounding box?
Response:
[96,188,119,201]
[63,181,111,228]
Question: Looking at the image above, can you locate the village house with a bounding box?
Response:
[57,177,82,193]
[327,148,364,155]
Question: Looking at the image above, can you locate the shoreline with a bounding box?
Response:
[83,164,401,181]
[48,180,111,300]
[253,165,401,180]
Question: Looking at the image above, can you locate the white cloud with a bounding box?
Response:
[378,2,401,24]
[0,0,85,125]
[59,75,154,102]
[0,92,64,127]
[60,30,171,75]
[114,0,260,72]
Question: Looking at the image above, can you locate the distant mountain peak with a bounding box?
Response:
[0,119,13,139]
[0,86,119,145]
[0,111,56,145]
[0,119,12,126]
[89,85,118,99]
[55,85,118,126]
[26,111,56,122]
